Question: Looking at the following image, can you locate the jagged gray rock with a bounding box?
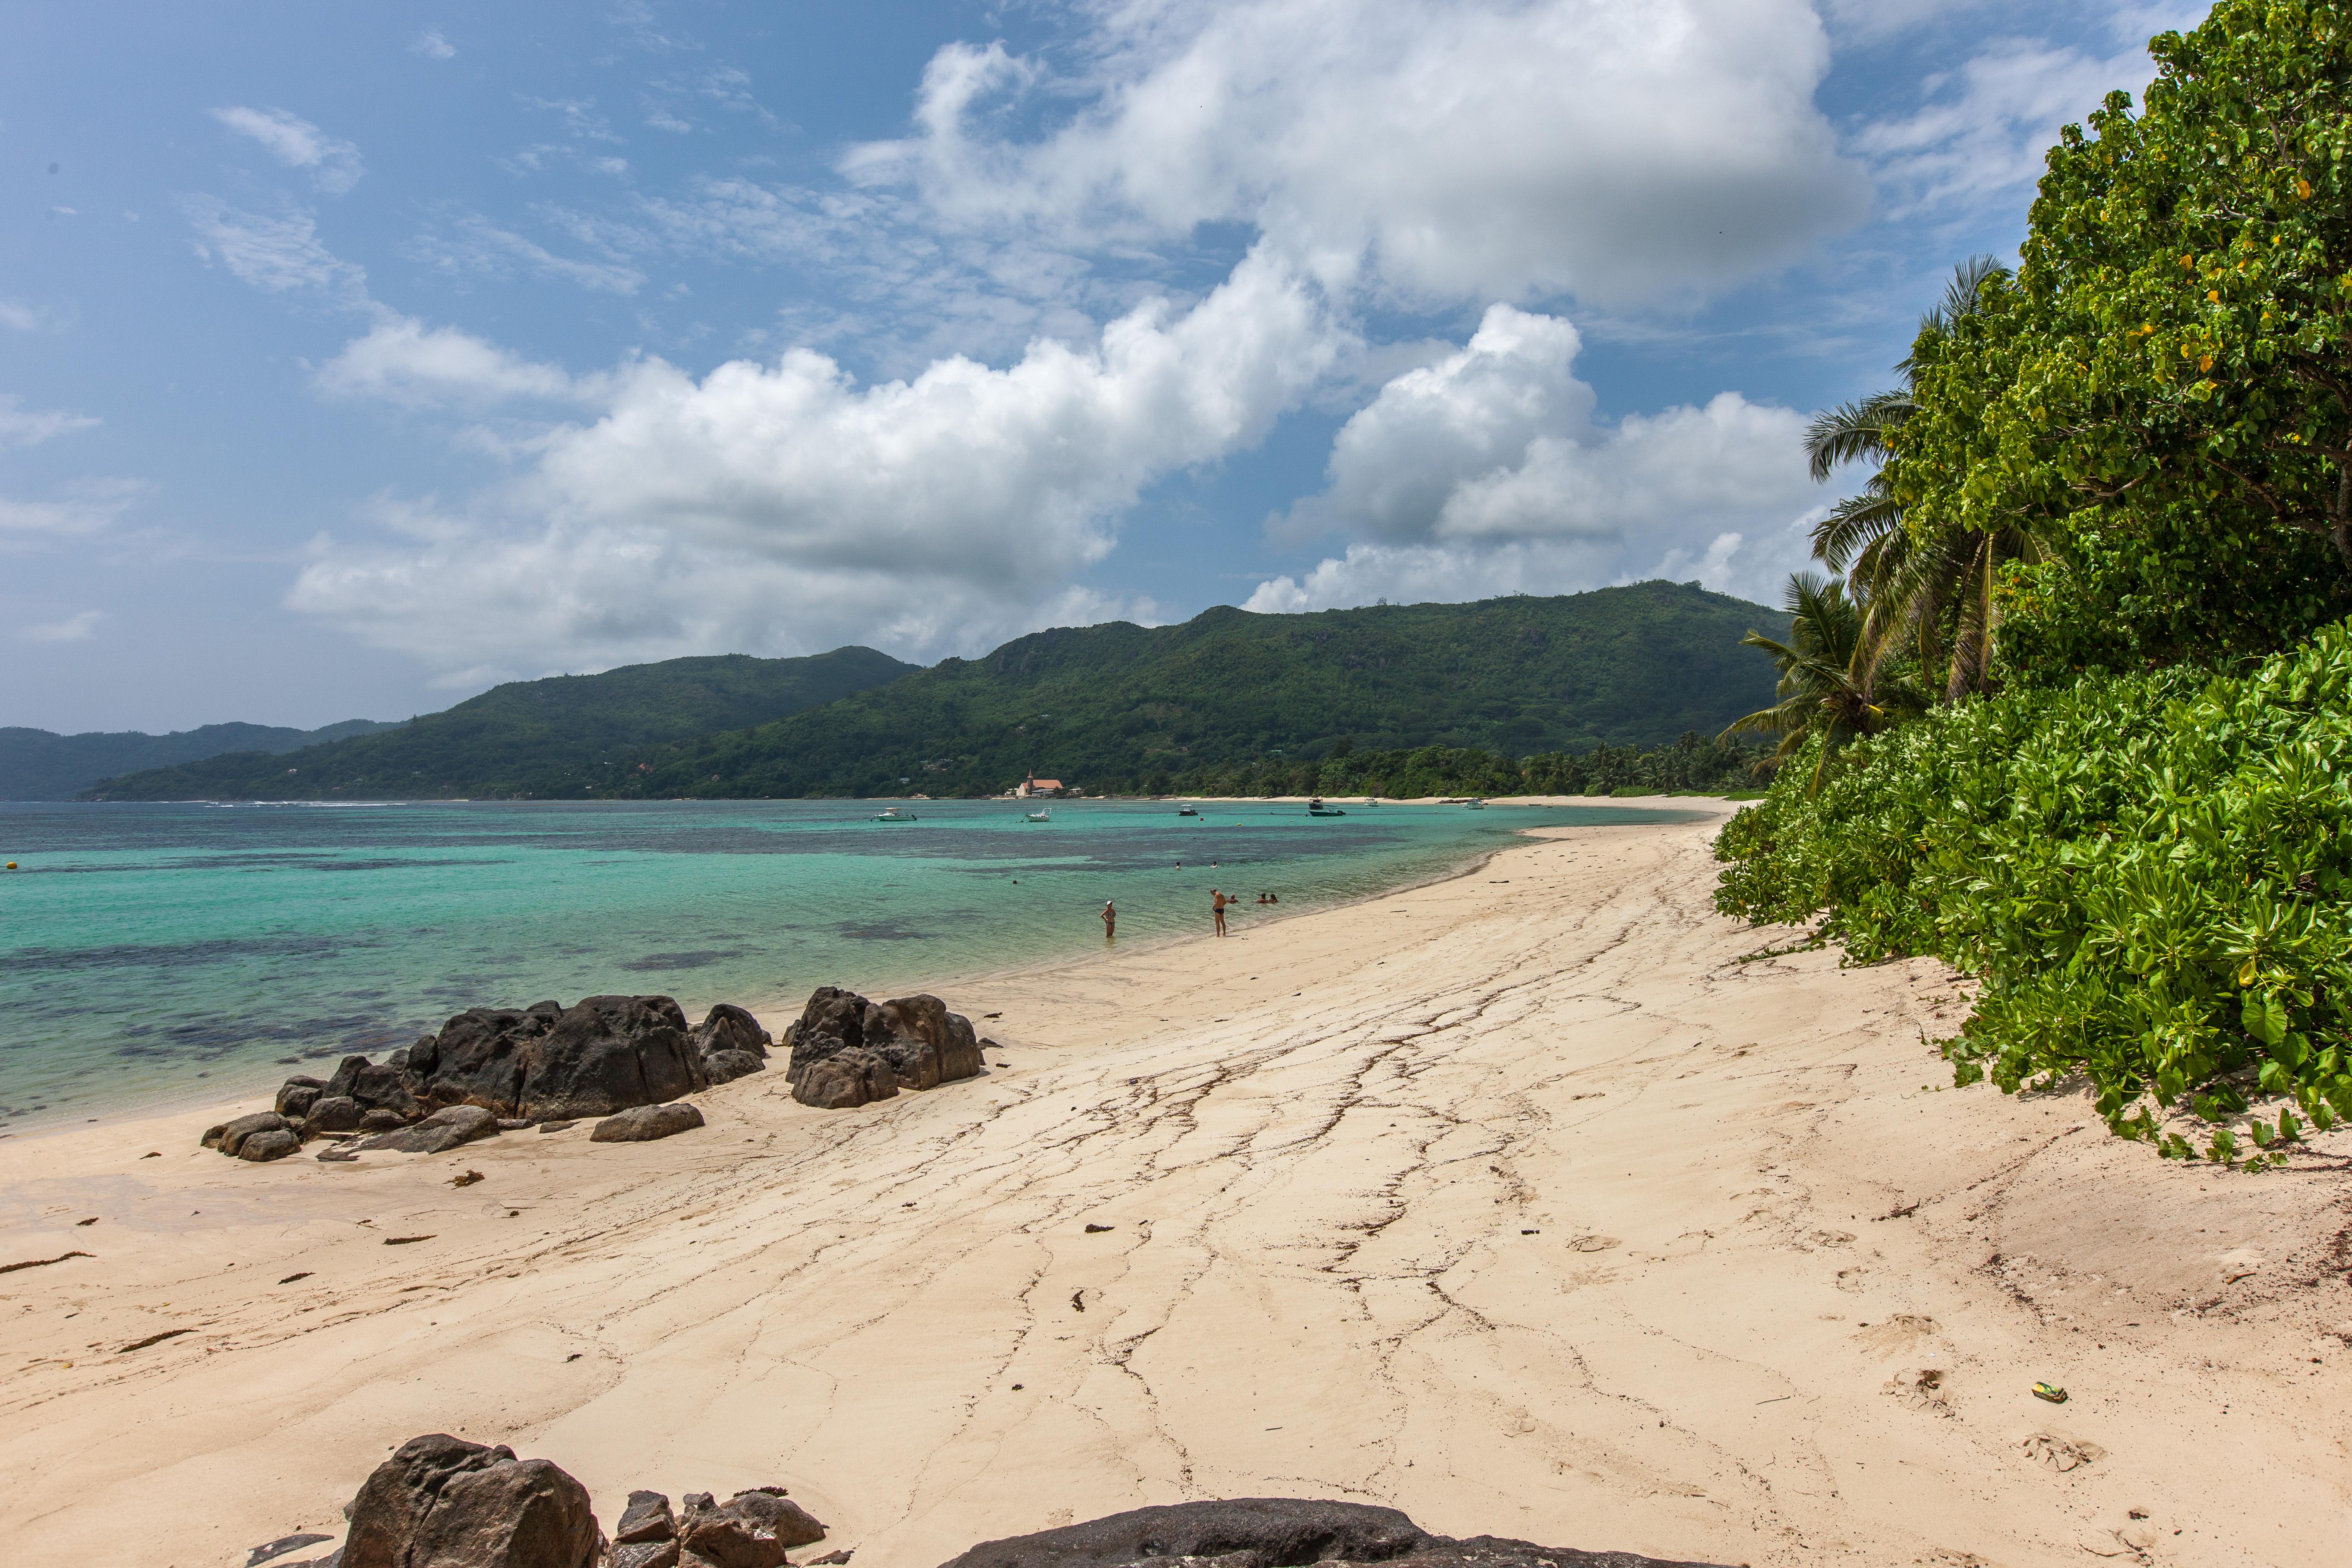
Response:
[616,1491,678,1545]
[792,1048,899,1110]
[934,1500,1732,1568]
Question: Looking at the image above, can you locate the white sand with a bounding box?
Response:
[3,808,2346,1568]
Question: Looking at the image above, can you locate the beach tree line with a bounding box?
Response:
[1109,730,1765,801]
[1715,0,2352,1163]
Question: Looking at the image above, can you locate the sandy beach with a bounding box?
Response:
[4,806,2346,1568]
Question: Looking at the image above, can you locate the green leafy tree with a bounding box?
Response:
[1724,574,1923,789]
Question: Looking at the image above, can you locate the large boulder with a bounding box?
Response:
[343,1433,602,1568]
[590,1102,705,1142]
[357,1104,502,1155]
[861,994,982,1090]
[792,1048,898,1110]
[785,987,980,1107]
[404,996,709,1121]
[936,1500,1730,1568]
[691,1003,770,1085]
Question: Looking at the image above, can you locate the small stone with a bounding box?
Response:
[537,1120,577,1134]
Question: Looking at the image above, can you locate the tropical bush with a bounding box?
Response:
[1715,618,2352,1164]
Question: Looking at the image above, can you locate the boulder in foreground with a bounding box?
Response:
[937,1499,1731,1568]
[590,1102,705,1142]
[356,1104,502,1154]
[785,986,982,1108]
[344,1433,601,1568]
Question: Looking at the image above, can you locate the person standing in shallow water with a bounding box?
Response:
[1211,888,1229,936]
[1102,900,1116,940]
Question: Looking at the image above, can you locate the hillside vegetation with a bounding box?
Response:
[1,718,398,800]
[82,647,916,801]
[624,583,1785,798]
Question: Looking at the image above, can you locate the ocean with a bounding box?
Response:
[0,797,1692,1130]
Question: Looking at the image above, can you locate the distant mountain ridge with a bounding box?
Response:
[623,582,1789,798]
[79,647,919,801]
[1,718,402,800]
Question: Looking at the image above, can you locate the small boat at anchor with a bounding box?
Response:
[1024,808,1052,822]
[874,806,917,822]
[1177,806,1199,817]
[1307,796,1348,817]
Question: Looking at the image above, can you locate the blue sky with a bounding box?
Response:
[3,0,2204,732]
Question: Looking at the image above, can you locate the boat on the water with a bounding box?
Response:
[1307,796,1348,817]
[1024,808,1052,822]
[1177,806,1199,817]
[1465,798,1487,810]
[874,806,917,822]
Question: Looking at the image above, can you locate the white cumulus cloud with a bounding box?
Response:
[1248,304,1819,611]
[413,29,456,60]
[314,314,595,406]
[0,478,149,539]
[845,0,1870,308]
[211,106,365,194]
[291,248,1342,676]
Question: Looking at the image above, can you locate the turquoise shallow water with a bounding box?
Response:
[0,798,1690,1129]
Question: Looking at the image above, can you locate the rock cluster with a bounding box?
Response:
[210,994,767,1161]
[784,987,982,1109]
[305,1433,825,1568]
[284,1478,1719,1568]
[940,1499,1732,1568]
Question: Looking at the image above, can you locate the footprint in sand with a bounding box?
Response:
[2020,1429,2105,1473]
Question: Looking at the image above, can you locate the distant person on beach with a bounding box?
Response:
[1212,889,1229,936]
[1102,900,1116,939]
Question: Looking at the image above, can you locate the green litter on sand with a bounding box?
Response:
[2033,1382,2068,1404]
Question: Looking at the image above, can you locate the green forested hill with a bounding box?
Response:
[1,717,399,800]
[626,582,1787,798]
[81,647,917,801]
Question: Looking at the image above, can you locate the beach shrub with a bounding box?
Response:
[1715,618,2352,1163]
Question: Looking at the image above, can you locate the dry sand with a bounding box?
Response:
[3,808,2347,1568]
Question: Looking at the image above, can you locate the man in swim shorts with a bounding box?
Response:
[1211,889,1229,936]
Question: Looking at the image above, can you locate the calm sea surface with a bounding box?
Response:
[0,798,1691,1129]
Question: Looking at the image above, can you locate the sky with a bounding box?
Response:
[2,0,2207,732]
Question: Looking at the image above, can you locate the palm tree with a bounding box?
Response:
[1803,256,2040,700]
[1724,573,1923,791]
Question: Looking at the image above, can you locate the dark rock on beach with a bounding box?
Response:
[691,1002,772,1085]
[607,1545,681,1568]
[343,1433,602,1568]
[207,1111,292,1158]
[356,1104,501,1155]
[676,1488,826,1568]
[793,1048,899,1110]
[303,1095,365,1135]
[590,1101,705,1142]
[237,1127,302,1162]
[937,1500,1731,1568]
[786,987,981,1108]
[404,995,706,1121]
[275,1076,327,1119]
[616,1491,679,1545]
